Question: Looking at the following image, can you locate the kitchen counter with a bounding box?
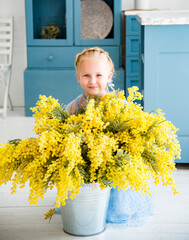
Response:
[133,11,189,163]
[124,9,189,163]
[124,10,189,25]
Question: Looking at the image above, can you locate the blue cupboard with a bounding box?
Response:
[124,11,189,163]
[24,0,124,116]
[140,24,189,163]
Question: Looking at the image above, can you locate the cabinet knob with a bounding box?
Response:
[48,55,54,61]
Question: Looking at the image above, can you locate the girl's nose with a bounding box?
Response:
[89,76,96,84]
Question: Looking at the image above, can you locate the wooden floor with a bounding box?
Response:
[0,108,189,240]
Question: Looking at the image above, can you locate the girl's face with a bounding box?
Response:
[77,56,112,98]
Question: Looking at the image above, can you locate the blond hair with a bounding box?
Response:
[75,47,115,75]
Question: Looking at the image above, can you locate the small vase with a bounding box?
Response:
[60,183,110,236]
[135,0,150,10]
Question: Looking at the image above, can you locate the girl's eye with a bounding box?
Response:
[83,74,89,77]
[96,74,102,77]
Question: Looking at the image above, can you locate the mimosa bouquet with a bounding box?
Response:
[0,87,181,219]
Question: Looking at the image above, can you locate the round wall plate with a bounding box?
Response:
[81,0,113,39]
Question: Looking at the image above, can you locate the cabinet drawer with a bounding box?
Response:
[27,47,121,68]
[126,76,140,90]
[27,47,75,68]
[126,16,140,35]
[126,36,139,56]
[126,56,140,76]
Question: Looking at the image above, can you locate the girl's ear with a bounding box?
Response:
[108,72,113,83]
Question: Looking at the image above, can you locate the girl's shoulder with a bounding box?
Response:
[66,94,86,115]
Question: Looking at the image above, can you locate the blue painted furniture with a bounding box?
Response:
[139,24,189,163]
[125,15,141,98]
[24,0,124,116]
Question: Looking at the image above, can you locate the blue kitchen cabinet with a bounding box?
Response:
[24,0,124,116]
[125,15,141,99]
[140,24,189,163]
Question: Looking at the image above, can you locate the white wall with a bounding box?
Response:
[0,0,26,107]
[122,0,189,10]
[0,0,189,107]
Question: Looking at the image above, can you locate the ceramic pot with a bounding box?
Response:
[135,0,150,10]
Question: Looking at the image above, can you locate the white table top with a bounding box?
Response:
[124,10,189,25]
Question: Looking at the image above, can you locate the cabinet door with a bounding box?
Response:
[74,0,121,46]
[25,0,73,46]
[143,25,189,163]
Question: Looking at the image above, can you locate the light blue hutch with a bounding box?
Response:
[24,0,124,116]
[124,11,189,163]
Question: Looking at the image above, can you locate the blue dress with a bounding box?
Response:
[66,94,154,226]
[106,187,153,226]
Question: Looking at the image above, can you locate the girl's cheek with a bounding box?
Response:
[80,77,86,82]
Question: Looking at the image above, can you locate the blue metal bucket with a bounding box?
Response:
[60,183,110,236]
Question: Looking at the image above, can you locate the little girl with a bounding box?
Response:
[66,47,114,115]
[66,47,153,225]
